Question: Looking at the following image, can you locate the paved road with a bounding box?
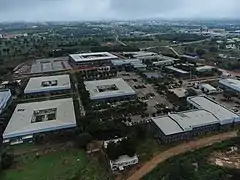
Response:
[116,34,127,47]
[127,131,237,180]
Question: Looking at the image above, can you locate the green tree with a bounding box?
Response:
[76,132,92,149]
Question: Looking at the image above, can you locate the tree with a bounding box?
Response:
[1,152,14,170]
[121,138,136,157]
[106,141,120,160]
[76,133,91,149]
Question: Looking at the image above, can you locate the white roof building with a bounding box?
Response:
[196,66,214,72]
[110,155,139,171]
[0,89,12,115]
[152,109,221,135]
[200,84,217,94]
[24,75,71,94]
[166,66,189,74]
[69,52,119,63]
[3,98,76,141]
[84,78,136,100]
[219,78,240,93]
[170,88,187,98]
[187,96,240,125]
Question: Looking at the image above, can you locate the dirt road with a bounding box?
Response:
[127,131,238,180]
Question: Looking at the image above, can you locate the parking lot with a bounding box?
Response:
[117,72,173,115]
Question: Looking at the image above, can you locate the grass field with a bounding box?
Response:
[1,149,112,180]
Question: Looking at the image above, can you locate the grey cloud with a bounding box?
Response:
[0,0,239,22]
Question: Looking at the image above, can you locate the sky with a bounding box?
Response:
[0,0,239,22]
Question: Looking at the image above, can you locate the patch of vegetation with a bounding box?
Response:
[142,138,240,180]
[1,150,112,180]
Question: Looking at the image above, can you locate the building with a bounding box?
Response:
[219,78,240,94]
[69,52,119,66]
[152,96,240,143]
[110,155,139,171]
[3,98,76,145]
[103,138,139,171]
[31,57,72,74]
[123,51,156,58]
[196,66,214,73]
[111,59,147,71]
[0,89,12,115]
[187,96,240,125]
[152,109,221,143]
[200,84,217,94]
[84,78,136,101]
[24,75,71,95]
[166,66,189,78]
[169,88,187,98]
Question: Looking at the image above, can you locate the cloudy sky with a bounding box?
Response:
[0,0,239,22]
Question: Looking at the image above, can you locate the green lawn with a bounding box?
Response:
[1,150,112,180]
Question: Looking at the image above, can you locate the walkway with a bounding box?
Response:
[127,131,238,180]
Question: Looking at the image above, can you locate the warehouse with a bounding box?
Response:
[69,52,119,66]
[0,89,12,115]
[3,98,76,145]
[219,78,240,94]
[200,84,217,94]
[187,96,240,125]
[152,109,221,143]
[24,75,71,96]
[84,78,136,101]
[152,96,240,143]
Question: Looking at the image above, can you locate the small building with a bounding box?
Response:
[110,155,139,171]
[3,98,76,145]
[111,59,147,71]
[169,88,187,98]
[0,89,12,115]
[103,138,139,171]
[166,66,189,78]
[69,52,119,66]
[196,66,214,73]
[24,75,71,96]
[84,78,136,101]
[200,84,217,94]
[219,78,240,94]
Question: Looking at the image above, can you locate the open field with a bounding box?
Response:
[1,149,112,180]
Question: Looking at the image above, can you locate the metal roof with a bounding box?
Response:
[24,75,71,94]
[3,98,76,139]
[84,78,136,100]
[219,78,240,92]
[187,96,240,124]
[201,84,217,91]
[166,66,189,74]
[152,109,221,135]
[69,52,118,62]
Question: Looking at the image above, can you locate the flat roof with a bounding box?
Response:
[69,52,119,62]
[24,75,71,94]
[3,98,76,139]
[152,109,221,135]
[31,57,71,74]
[187,96,240,124]
[84,78,135,100]
[111,59,142,66]
[166,66,189,74]
[219,78,240,92]
[201,84,217,91]
[196,66,214,72]
[170,88,187,98]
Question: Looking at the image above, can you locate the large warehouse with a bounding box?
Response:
[84,78,136,101]
[3,98,76,145]
[152,96,240,143]
[69,52,119,66]
[219,78,240,94]
[0,89,12,115]
[24,75,71,95]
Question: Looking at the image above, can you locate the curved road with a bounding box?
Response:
[127,131,237,180]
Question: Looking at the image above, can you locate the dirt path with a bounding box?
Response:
[127,131,238,180]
